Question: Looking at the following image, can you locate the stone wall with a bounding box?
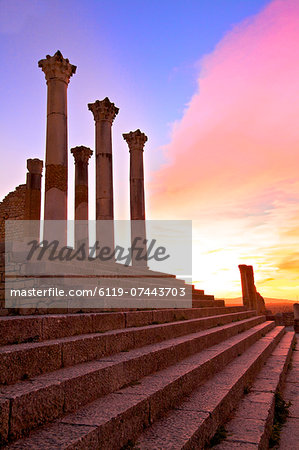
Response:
[0,184,27,242]
[266,312,294,327]
[0,243,5,314]
[0,184,27,315]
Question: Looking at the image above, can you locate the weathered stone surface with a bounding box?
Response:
[38,50,76,84]
[1,314,284,448]
[88,98,118,234]
[88,97,119,124]
[214,441,257,448]
[132,323,283,449]
[0,398,10,444]
[283,382,299,418]
[92,311,125,332]
[0,316,271,441]
[7,422,98,449]
[137,410,209,449]
[278,417,299,449]
[225,417,267,445]
[25,158,43,223]
[42,314,94,340]
[123,129,148,267]
[0,340,62,384]
[3,379,64,440]
[0,316,42,346]
[239,264,266,313]
[71,146,93,248]
[0,184,26,242]
[39,51,75,224]
[0,311,259,385]
[62,392,150,449]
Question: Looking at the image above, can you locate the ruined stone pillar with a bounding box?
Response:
[24,159,43,241]
[123,129,148,267]
[25,159,43,221]
[246,265,258,310]
[71,146,93,250]
[38,51,76,243]
[239,264,260,310]
[88,98,119,254]
[239,265,250,308]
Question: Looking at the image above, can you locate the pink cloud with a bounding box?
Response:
[150,0,299,220]
[148,0,299,299]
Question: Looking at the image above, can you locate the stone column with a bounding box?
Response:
[239,264,258,310]
[123,129,148,267]
[246,265,258,310]
[39,51,76,243]
[71,146,93,250]
[88,98,119,256]
[25,159,43,221]
[24,159,43,241]
[239,265,250,308]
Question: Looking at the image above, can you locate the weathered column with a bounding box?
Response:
[71,146,93,250]
[239,265,250,308]
[25,159,43,221]
[88,98,119,255]
[246,265,258,310]
[24,159,43,241]
[256,292,266,314]
[239,264,259,310]
[123,129,148,267]
[38,51,76,243]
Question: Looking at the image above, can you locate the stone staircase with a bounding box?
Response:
[192,286,225,308]
[0,304,296,449]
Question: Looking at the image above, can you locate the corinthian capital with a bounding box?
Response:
[71,146,93,164]
[38,50,76,84]
[88,97,119,124]
[123,129,148,151]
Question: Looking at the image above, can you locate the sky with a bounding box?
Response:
[0,0,298,300]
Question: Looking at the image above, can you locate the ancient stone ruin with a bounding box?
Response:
[0,51,297,449]
[239,264,266,314]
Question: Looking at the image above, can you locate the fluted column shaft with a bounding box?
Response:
[88,98,118,252]
[123,129,148,267]
[39,51,76,224]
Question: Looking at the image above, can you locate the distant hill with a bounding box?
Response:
[222,297,297,306]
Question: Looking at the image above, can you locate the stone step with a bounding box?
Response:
[215,331,295,449]
[0,310,257,385]
[0,316,267,443]
[0,306,247,346]
[192,288,204,295]
[4,321,277,448]
[192,299,225,308]
[276,340,299,450]
[192,293,214,300]
[135,326,285,449]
